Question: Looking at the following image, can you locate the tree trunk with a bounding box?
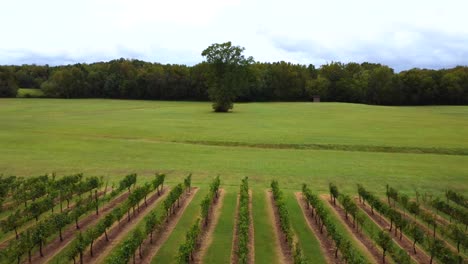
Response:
[15,228,18,239]
[67,199,70,208]
[382,250,386,264]
[28,250,31,263]
[76,218,79,229]
[39,240,43,257]
[90,240,94,257]
[59,228,63,241]
[80,252,83,264]
[413,240,417,254]
[150,231,153,244]
[105,229,109,241]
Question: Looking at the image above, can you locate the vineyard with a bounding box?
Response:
[0,173,465,264]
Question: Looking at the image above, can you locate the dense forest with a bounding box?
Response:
[1,59,467,105]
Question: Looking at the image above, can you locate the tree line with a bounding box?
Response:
[1,59,468,105]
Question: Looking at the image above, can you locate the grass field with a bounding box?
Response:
[0,99,466,263]
[0,99,466,194]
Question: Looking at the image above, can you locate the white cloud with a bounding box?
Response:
[1,0,467,70]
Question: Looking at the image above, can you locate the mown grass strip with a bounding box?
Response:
[284,192,326,264]
[253,190,279,264]
[202,190,236,263]
[151,188,207,263]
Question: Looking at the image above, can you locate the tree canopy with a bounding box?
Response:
[201,42,254,112]
[1,56,468,106]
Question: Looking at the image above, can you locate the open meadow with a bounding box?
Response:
[0,99,466,263]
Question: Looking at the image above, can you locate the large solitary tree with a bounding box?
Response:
[201,42,254,112]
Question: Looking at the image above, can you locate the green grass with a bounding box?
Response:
[252,190,279,264]
[151,187,207,263]
[284,192,327,263]
[16,88,44,98]
[202,189,237,263]
[0,99,466,195]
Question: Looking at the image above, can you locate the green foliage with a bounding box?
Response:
[376,230,392,262]
[153,173,165,195]
[184,173,192,193]
[446,190,467,208]
[0,67,18,97]
[271,180,293,249]
[107,228,145,264]
[210,175,220,197]
[201,42,254,112]
[447,224,467,253]
[201,176,222,226]
[329,183,339,205]
[302,184,366,264]
[431,198,468,226]
[236,177,250,264]
[359,184,459,263]
[3,60,468,105]
[119,173,137,193]
[408,223,425,254]
[177,218,201,263]
[164,183,184,218]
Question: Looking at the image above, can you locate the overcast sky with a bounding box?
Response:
[1,0,467,71]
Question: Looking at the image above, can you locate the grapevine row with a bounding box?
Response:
[236,177,250,264]
[271,180,306,264]
[105,173,199,264]
[330,184,410,263]
[302,183,366,264]
[358,184,462,264]
[177,176,220,263]
[65,174,151,264]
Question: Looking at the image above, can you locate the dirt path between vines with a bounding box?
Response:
[31,191,130,264]
[193,189,225,263]
[86,188,168,264]
[295,193,337,264]
[231,190,255,264]
[137,187,199,264]
[317,194,382,264]
[356,198,431,264]
[267,190,292,264]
